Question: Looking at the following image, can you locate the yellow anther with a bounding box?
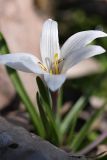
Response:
[50,69,53,75]
[54,53,59,74]
[54,53,58,60]
[38,62,48,71]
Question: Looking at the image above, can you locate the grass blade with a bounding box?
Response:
[36,76,59,144]
[36,76,52,107]
[36,92,50,138]
[37,92,59,145]
[61,96,88,134]
[0,32,45,137]
[61,70,107,136]
[70,103,106,151]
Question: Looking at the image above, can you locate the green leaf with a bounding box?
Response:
[61,71,107,137]
[40,95,59,145]
[66,115,78,144]
[36,92,59,145]
[70,103,106,151]
[0,32,45,137]
[36,76,52,107]
[36,92,50,138]
[36,76,54,121]
[61,96,88,134]
[36,76,59,144]
[0,33,9,53]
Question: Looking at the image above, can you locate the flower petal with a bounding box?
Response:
[62,45,105,73]
[61,30,107,57]
[44,74,66,91]
[40,19,60,69]
[0,53,46,74]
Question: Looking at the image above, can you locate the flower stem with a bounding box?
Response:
[51,90,59,114]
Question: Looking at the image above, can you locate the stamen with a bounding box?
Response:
[50,69,53,75]
[38,62,48,71]
[58,58,64,64]
[54,53,59,74]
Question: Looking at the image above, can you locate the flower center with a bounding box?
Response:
[38,54,64,74]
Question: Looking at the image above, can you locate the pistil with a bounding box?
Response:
[54,53,59,74]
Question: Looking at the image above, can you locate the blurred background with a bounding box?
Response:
[0,0,107,157]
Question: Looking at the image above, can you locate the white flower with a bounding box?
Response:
[0,19,107,91]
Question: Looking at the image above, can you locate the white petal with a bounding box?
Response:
[0,53,46,74]
[61,30,107,57]
[62,45,105,73]
[44,74,66,91]
[40,19,60,69]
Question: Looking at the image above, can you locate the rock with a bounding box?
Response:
[0,117,88,160]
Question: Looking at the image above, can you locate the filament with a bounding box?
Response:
[38,62,48,71]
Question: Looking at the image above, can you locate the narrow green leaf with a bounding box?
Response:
[66,115,78,144]
[70,103,106,151]
[36,92,50,138]
[36,76,59,144]
[60,71,107,136]
[0,32,45,137]
[40,96,59,145]
[37,92,59,145]
[61,96,88,134]
[0,33,9,53]
[36,76,52,107]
